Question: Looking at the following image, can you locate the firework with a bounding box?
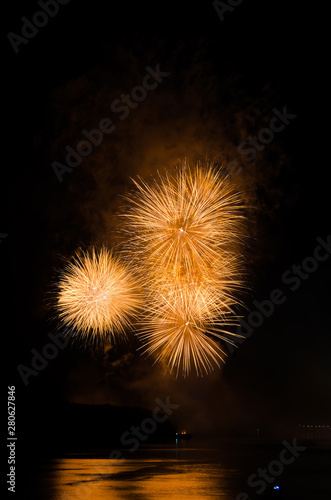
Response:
[139,283,242,376]
[121,161,246,375]
[122,164,245,280]
[55,247,141,344]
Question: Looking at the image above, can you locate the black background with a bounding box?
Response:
[2,0,330,466]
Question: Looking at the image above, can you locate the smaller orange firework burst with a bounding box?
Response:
[55,247,141,344]
[139,283,243,377]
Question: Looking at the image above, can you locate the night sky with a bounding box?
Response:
[4,0,330,439]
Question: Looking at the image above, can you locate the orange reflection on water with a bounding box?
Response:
[51,457,236,500]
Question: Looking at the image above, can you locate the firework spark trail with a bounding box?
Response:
[125,166,245,281]
[139,284,243,376]
[122,161,246,375]
[55,247,141,344]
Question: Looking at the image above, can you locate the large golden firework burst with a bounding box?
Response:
[123,164,245,280]
[55,247,141,344]
[122,160,246,376]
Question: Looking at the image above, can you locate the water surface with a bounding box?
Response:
[22,441,331,499]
